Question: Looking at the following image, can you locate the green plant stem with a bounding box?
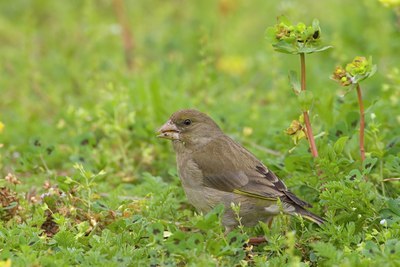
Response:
[356,83,366,162]
[300,53,306,90]
[300,53,319,158]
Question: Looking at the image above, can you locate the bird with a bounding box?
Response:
[157,109,324,232]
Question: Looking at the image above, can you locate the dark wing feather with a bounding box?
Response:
[193,135,311,208]
[254,164,312,208]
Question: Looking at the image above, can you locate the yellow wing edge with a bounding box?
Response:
[232,189,277,201]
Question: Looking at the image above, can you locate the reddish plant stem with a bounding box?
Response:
[300,53,319,158]
[303,111,318,157]
[356,83,366,162]
[112,0,134,70]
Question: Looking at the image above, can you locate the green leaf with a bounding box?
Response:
[352,74,368,84]
[333,136,349,154]
[278,15,292,26]
[195,204,224,231]
[187,233,204,249]
[346,169,362,180]
[362,158,378,175]
[288,70,301,94]
[379,208,399,225]
[383,239,400,256]
[362,241,380,258]
[313,45,333,52]
[165,231,187,252]
[54,230,78,248]
[312,19,320,31]
[265,27,276,41]
[311,241,338,260]
[226,231,247,246]
[2,202,18,210]
[368,64,377,78]
[298,45,332,54]
[298,90,314,111]
[272,41,298,54]
[147,222,164,241]
[388,198,400,216]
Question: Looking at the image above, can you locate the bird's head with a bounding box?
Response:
[157,109,223,147]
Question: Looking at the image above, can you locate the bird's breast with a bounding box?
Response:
[176,155,204,188]
[175,155,220,213]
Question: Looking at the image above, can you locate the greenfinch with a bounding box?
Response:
[157,109,324,231]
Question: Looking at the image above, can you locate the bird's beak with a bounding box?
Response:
[157,120,180,140]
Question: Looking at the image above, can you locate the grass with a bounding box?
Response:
[1,0,400,266]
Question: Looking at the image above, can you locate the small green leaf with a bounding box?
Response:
[3,202,18,210]
[288,70,301,94]
[272,41,298,54]
[379,205,400,226]
[187,233,204,249]
[265,27,277,41]
[333,136,349,154]
[147,222,164,241]
[195,204,224,231]
[362,158,378,175]
[226,231,247,246]
[362,241,380,258]
[298,45,332,54]
[346,169,362,180]
[388,199,400,216]
[313,45,333,52]
[165,231,187,252]
[368,64,377,78]
[53,230,77,248]
[278,15,292,26]
[311,241,338,260]
[298,90,314,111]
[312,19,320,31]
[64,176,74,184]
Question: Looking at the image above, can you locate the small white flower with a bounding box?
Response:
[370,113,376,120]
[380,219,387,225]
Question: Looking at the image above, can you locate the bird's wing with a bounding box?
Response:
[192,135,312,208]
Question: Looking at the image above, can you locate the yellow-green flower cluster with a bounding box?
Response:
[266,17,331,55]
[270,19,321,45]
[332,66,352,86]
[285,115,307,145]
[332,56,376,86]
[345,56,370,77]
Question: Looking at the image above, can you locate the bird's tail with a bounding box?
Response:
[295,208,325,225]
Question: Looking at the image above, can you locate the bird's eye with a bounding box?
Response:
[183,119,192,126]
